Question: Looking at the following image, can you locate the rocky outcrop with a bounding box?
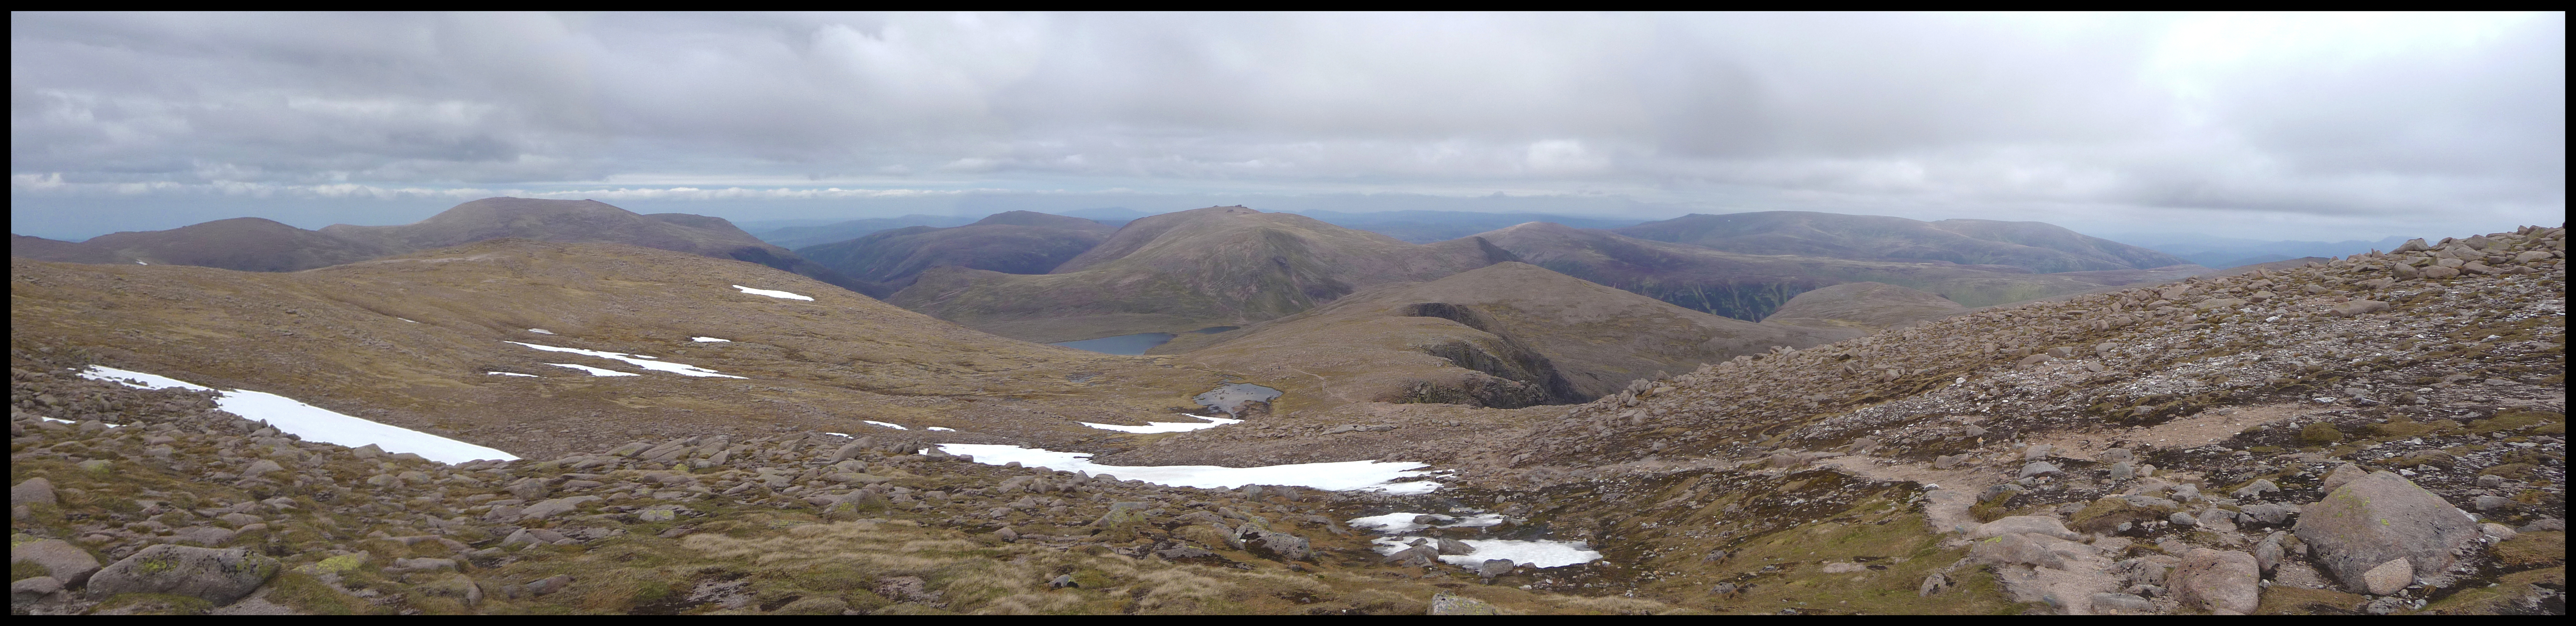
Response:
[2295,471,2481,593]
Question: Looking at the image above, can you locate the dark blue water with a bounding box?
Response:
[1050,333,1176,355]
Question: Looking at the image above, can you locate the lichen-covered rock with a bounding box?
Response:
[10,539,100,587]
[84,544,279,605]
[2294,471,2478,592]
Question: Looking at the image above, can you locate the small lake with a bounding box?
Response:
[1049,327,1240,355]
[1049,333,1175,355]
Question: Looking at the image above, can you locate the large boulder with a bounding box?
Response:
[2170,548,2260,614]
[1969,515,2084,541]
[85,544,280,605]
[2294,471,2478,592]
[10,539,100,587]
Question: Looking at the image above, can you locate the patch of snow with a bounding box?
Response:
[925,427,956,432]
[79,366,518,464]
[39,416,79,424]
[937,443,1438,493]
[483,372,539,377]
[528,328,555,335]
[1347,512,1504,533]
[398,318,419,324]
[862,420,908,430]
[690,337,731,342]
[545,363,637,377]
[1078,413,1243,433]
[506,342,746,379]
[732,285,814,301]
[1369,536,1602,569]
[824,432,850,438]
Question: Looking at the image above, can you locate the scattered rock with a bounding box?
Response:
[85,545,279,605]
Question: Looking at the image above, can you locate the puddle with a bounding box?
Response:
[1195,383,1282,414]
[1050,333,1176,355]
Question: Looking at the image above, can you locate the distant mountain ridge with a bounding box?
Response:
[794,211,1115,298]
[10,197,870,294]
[1615,211,2192,273]
[890,206,1517,343]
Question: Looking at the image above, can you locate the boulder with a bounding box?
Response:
[1429,591,1500,615]
[1968,532,2094,570]
[519,495,602,519]
[1477,558,1516,579]
[2294,471,2477,592]
[2091,592,2154,613]
[85,545,279,605]
[10,539,100,587]
[2169,548,2260,614]
[10,477,55,507]
[2360,557,2412,595]
[1969,516,2084,541]
[2319,464,2368,491]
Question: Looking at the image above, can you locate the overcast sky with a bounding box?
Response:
[11,12,2565,242]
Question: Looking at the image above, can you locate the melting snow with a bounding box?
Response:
[824,432,851,438]
[135,261,149,265]
[483,372,539,377]
[1348,512,1506,533]
[507,342,746,379]
[546,363,637,377]
[528,328,555,335]
[732,285,814,301]
[79,366,517,464]
[925,427,956,432]
[1368,536,1602,569]
[937,443,1439,493]
[690,337,731,342]
[1078,413,1243,433]
[862,420,908,430]
[398,318,419,324]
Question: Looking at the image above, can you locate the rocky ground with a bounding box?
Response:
[11,226,2566,615]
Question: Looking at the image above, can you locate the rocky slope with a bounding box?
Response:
[795,211,1114,298]
[889,206,1515,343]
[1614,211,2193,274]
[1476,221,2208,321]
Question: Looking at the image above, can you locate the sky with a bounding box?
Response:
[10,12,2565,242]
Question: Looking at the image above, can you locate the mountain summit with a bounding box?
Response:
[1615,211,2192,273]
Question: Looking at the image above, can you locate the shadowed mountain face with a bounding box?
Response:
[1615,211,2193,273]
[794,211,1115,298]
[13,218,389,272]
[1760,281,1968,333]
[745,214,979,249]
[1160,262,1851,409]
[890,206,1518,343]
[1475,222,2210,321]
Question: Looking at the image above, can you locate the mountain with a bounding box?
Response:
[745,214,978,249]
[11,233,120,264]
[1285,209,1649,243]
[315,197,870,294]
[1161,262,1850,409]
[11,217,389,272]
[1473,221,2211,321]
[8,239,1239,460]
[1615,211,2193,273]
[793,211,1115,298]
[889,206,1516,343]
[1759,281,1968,333]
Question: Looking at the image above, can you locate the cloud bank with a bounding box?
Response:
[11,12,2565,239]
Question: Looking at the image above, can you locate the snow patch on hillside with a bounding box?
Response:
[80,366,518,464]
[1078,413,1242,433]
[1368,536,1602,568]
[862,420,908,430]
[690,337,731,342]
[507,342,746,379]
[937,443,1439,494]
[732,285,814,301]
[546,363,636,377]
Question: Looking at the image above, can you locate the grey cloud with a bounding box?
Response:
[8,12,2565,238]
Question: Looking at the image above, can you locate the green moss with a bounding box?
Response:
[2493,531,2565,568]
[2300,422,2345,445]
[2255,586,2366,614]
[2472,409,2561,435]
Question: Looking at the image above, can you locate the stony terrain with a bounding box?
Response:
[12,223,2565,615]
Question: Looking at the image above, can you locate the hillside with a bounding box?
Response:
[1474,221,2208,321]
[748,214,977,249]
[889,206,1516,343]
[11,218,388,272]
[1615,212,2193,274]
[795,211,1114,298]
[321,198,868,294]
[9,240,1240,461]
[1157,262,1848,411]
[1760,281,1969,332]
